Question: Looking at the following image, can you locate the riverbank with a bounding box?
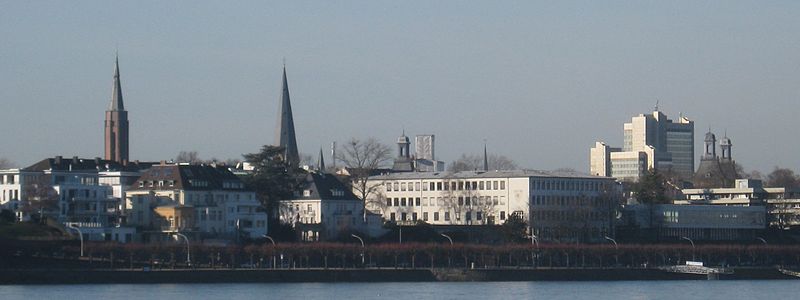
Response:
[1,267,795,284]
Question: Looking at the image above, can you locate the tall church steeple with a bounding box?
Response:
[104,54,129,164]
[276,65,300,168]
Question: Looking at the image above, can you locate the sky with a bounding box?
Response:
[1,1,798,174]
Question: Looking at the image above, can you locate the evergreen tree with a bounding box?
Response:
[241,145,304,229]
[633,169,669,204]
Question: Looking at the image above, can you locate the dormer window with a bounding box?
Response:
[303,190,311,197]
[139,182,144,187]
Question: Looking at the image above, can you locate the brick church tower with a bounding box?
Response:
[104,55,129,164]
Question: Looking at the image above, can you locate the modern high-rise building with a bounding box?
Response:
[104,55,129,164]
[591,109,694,181]
[275,66,300,168]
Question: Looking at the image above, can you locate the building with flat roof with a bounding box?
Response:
[591,109,694,181]
[364,170,619,243]
[677,179,800,229]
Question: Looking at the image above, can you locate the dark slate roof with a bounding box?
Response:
[109,55,124,111]
[370,169,613,180]
[692,158,739,188]
[295,172,359,201]
[24,156,154,172]
[129,164,247,191]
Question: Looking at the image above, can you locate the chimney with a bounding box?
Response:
[72,156,79,164]
[160,160,166,166]
[55,156,62,165]
[95,157,101,165]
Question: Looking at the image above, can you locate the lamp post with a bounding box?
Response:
[68,224,84,257]
[263,235,276,269]
[351,234,365,265]
[440,233,453,245]
[681,236,695,261]
[173,232,191,266]
[529,233,539,268]
[604,236,618,266]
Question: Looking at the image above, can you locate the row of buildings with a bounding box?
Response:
[3,55,798,246]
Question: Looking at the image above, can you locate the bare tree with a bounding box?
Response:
[766,167,799,189]
[20,175,59,223]
[0,158,15,169]
[175,151,201,164]
[335,138,393,220]
[448,153,519,172]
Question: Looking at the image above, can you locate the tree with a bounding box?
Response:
[766,167,799,189]
[632,169,670,205]
[448,153,518,172]
[241,145,303,220]
[335,138,393,220]
[500,212,529,243]
[0,158,15,169]
[20,176,59,223]
[175,151,201,164]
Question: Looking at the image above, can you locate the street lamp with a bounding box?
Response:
[351,234,365,265]
[173,232,191,266]
[440,233,453,245]
[681,236,695,261]
[68,224,84,257]
[263,235,276,269]
[604,235,619,266]
[604,236,618,250]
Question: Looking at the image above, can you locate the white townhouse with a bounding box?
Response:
[126,163,267,239]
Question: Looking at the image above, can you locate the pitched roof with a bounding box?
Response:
[24,156,152,172]
[275,66,299,168]
[294,172,359,201]
[129,164,247,191]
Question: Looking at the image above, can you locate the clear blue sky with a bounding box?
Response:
[1,1,798,173]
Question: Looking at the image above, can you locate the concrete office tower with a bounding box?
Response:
[275,66,300,168]
[104,55,129,164]
[591,109,694,181]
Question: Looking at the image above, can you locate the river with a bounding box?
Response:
[1,281,797,299]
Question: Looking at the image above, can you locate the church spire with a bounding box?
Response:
[317,147,326,171]
[483,141,489,172]
[104,54,130,164]
[109,54,124,111]
[276,65,299,168]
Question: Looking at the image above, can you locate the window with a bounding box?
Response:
[423,182,429,191]
[476,212,482,220]
[412,212,417,221]
[466,197,471,206]
[394,198,399,206]
[458,197,464,206]
[500,211,506,220]
[401,212,407,221]
[415,182,421,191]
[394,182,399,191]
[434,212,439,221]
[415,198,421,206]
[500,181,505,190]
[386,183,392,192]
[401,198,407,206]
[423,212,429,221]
[444,212,450,221]
[390,213,396,221]
[430,182,435,191]
[422,197,428,206]
[465,212,471,221]
[493,181,499,190]
[479,181,484,190]
[401,182,407,191]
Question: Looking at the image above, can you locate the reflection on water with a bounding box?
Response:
[0,281,797,300]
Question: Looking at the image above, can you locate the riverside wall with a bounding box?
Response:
[1,267,794,284]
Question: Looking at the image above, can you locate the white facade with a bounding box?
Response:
[365,170,618,242]
[676,179,800,229]
[125,164,268,239]
[591,110,694,181]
